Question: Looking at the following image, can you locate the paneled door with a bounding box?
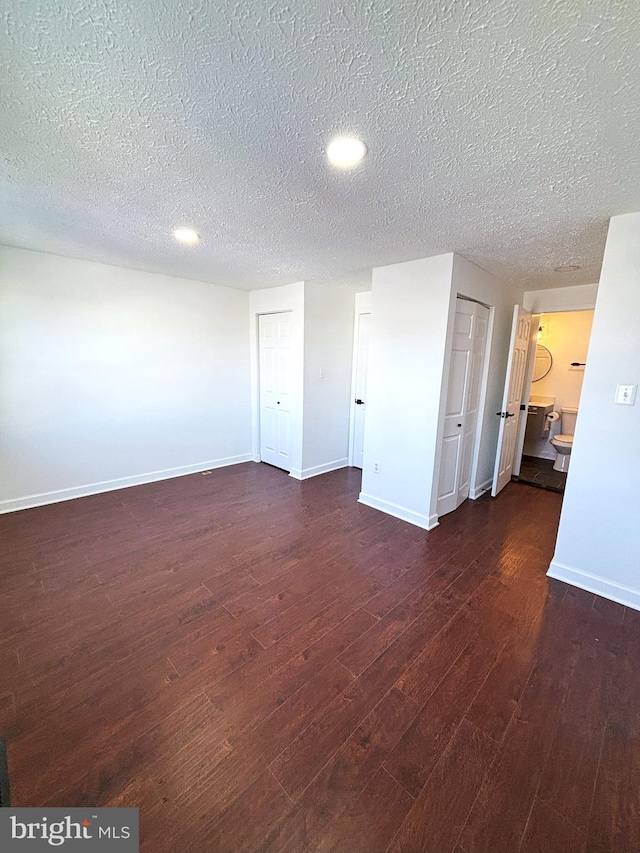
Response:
[437,298,489,517]
[259,312,292,471]
[351,311,371,469]
[491,305,532,496]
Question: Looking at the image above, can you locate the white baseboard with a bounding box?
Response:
[0,454,253,514]
[525,450,555,461]
[289,458,348,481]
[358,492,438,531]
[548,560,640,612]
[469,478,492,500]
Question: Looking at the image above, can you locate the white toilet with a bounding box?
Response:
[550,407,578,472]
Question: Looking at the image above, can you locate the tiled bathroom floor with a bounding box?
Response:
[516,455,567,493]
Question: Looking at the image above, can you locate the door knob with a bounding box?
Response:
[355,399,365,405]
[457,423,462,427]
[505,412,515,418]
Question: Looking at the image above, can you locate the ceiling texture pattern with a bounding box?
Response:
[1,0,639,290]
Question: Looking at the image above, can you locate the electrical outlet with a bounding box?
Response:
[615,384,637,405]
[373,461,381,473]
[319,367,326,379]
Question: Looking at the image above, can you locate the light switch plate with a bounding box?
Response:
[615,384,637,405]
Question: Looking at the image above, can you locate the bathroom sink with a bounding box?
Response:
[529,395,555,407]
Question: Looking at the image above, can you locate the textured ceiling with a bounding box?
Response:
[1,0,639,290]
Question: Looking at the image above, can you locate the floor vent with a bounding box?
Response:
[0,740,10,807]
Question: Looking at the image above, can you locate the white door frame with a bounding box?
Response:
[431,293,495,522]
[513,304,596,480]
[467,303,495,500]
[258,312,294,471]
[248,286,304,476]
[348,292,373,467]
[512,313,540,477]
[492,306,533,497]
[254,309,294,462]
[435,298,490,517]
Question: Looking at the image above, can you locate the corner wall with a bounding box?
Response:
[248,279,356,480]
[359,252,517,529]
[549,212,640,610]
[0,246,252,512]
[301,282,355,478]
[359,253,454,529]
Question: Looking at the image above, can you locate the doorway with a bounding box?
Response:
[436,297,490,517]
[258,312,293,471]
[348,292,372,470]
[515,309,594,493]
[350,311,371,469]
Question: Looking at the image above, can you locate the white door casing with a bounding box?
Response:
[350,311,371,469]
[491,305,532,496]
[437,299,489,517]
[512,312,541,477]
[458,302,489,505]
[259,312,292,471]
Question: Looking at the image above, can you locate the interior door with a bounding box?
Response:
[259,312,292,471]
[491,305,532,496]
[457,302,489,505]
[351,312,371,469]
[512,313,540,477]
[437,299,489,517]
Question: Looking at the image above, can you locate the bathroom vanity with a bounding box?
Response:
[525,395,556,441]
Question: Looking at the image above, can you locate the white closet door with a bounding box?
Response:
[437,299,489,517]
[259,313,292,471]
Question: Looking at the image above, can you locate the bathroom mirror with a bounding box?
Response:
[532,344,553,381]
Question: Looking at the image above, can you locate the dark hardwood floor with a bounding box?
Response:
[1,464,639,852]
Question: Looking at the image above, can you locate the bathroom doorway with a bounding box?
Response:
[515,308,594,493]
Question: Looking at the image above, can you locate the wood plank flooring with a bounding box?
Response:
[1,463,639,852]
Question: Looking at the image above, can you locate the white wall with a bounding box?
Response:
[307,269,373,293]
[523,283,598,313]
[301,282,355,477]
[360,253,454,529]
[524,310,594,459]
[248,282,305,475]
[0,246,251,512]
[549,212,640,610]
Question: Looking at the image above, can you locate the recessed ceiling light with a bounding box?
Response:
[326,136,368,168]
[553,264,580,272]
[173,227,200,245]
